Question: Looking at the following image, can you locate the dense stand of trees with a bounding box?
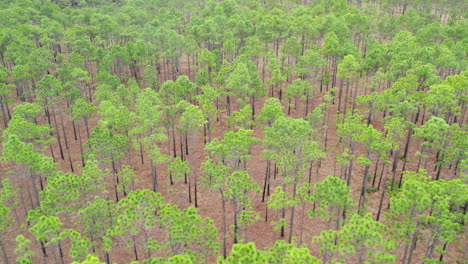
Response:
[0,0,467,263]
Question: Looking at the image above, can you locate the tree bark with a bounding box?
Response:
[0,238,9,264]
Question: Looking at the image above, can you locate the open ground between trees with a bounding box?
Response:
[0,0,467,264]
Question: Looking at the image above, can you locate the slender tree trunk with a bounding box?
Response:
[28,171,40,208]
[58,241,64,264]
[424,235,439,263]
[104,251,110,264]
[400,114,415,174]
[376,163,389,221]
[24,171,35,211]
[343,78,350,117]
[220,189,227,259]
[83,117,90,139]
[150,160,157,192]
[288,182,298,243]
[52,246,59,264]
[337,78,344,113]
[406,225,420,264]
[233,200,238,243]
[372,158,380,186]
[438,242,448,262]
[299,202,306,245]
[0,102,9,129]
[346,145,355,186]
[77,123,85,167]
[132,235,138,261]
[262,160,271,202]
[358,163,370,213]
[0,238,8,264]
[139,141,144,164]
[51,105,65,159]
[15,176,29,222]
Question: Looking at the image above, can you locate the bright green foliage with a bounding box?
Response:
[282,246,320,264]
[159,205,219,260]
[226,58,264,107]
[357,155,372,166]
[115,190,164,234]
[265,240,320,264]
[168,157,190,202]
[312,176,353,229]
[228,104,254,131]
[266,57,286,95]
[71,254,105,264]
[285,79,309,113]
[337,55,359,79]
[425,84,458,118]
[206,129,258,170]
[133,88,164,135]
[3,103,52,147]
[268,187,295,232]
[356,124,384,153]
[263,116,324,183]
[225,171,260,242]
[200,157,231,257]
[337,113,365,143]
[142,63,159,90]
[116,165,136,195]
[383,116,407,150]
[195,218,220,263]
[164,255,194,264]
[98,100,133,133]
[414,117,450,149]
[196,84,223,140]
[84,126,129,164]
[174,75,197,102]
[295,182,314,207]
[80,160,108,200]
[29,215,63,248]
[414,116,450,169]
[306,106,325,134]
[39,171,82,218]
[387,171,468,263]
[322,32,340,57]
[296,49,326,80]
[78,197,114,253]
[159,81,180,106]
[0,65,14,102]
[218,243,267,264]
[256,97,284,128]
[226,63,253,106]
[315,213,396,264]
[263,116,323,242]
[438,123,467,178]
[15,235,34,264]
[113,190,165,256]
[201,157,230,191]
[444,74,467,112]
[71,97,96,122]
[2,134,56,209]
[0,178,15,231]
[226,171,260,203]
[61,229,90,262]
[179,103,207,136]
[36,75,63,103]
